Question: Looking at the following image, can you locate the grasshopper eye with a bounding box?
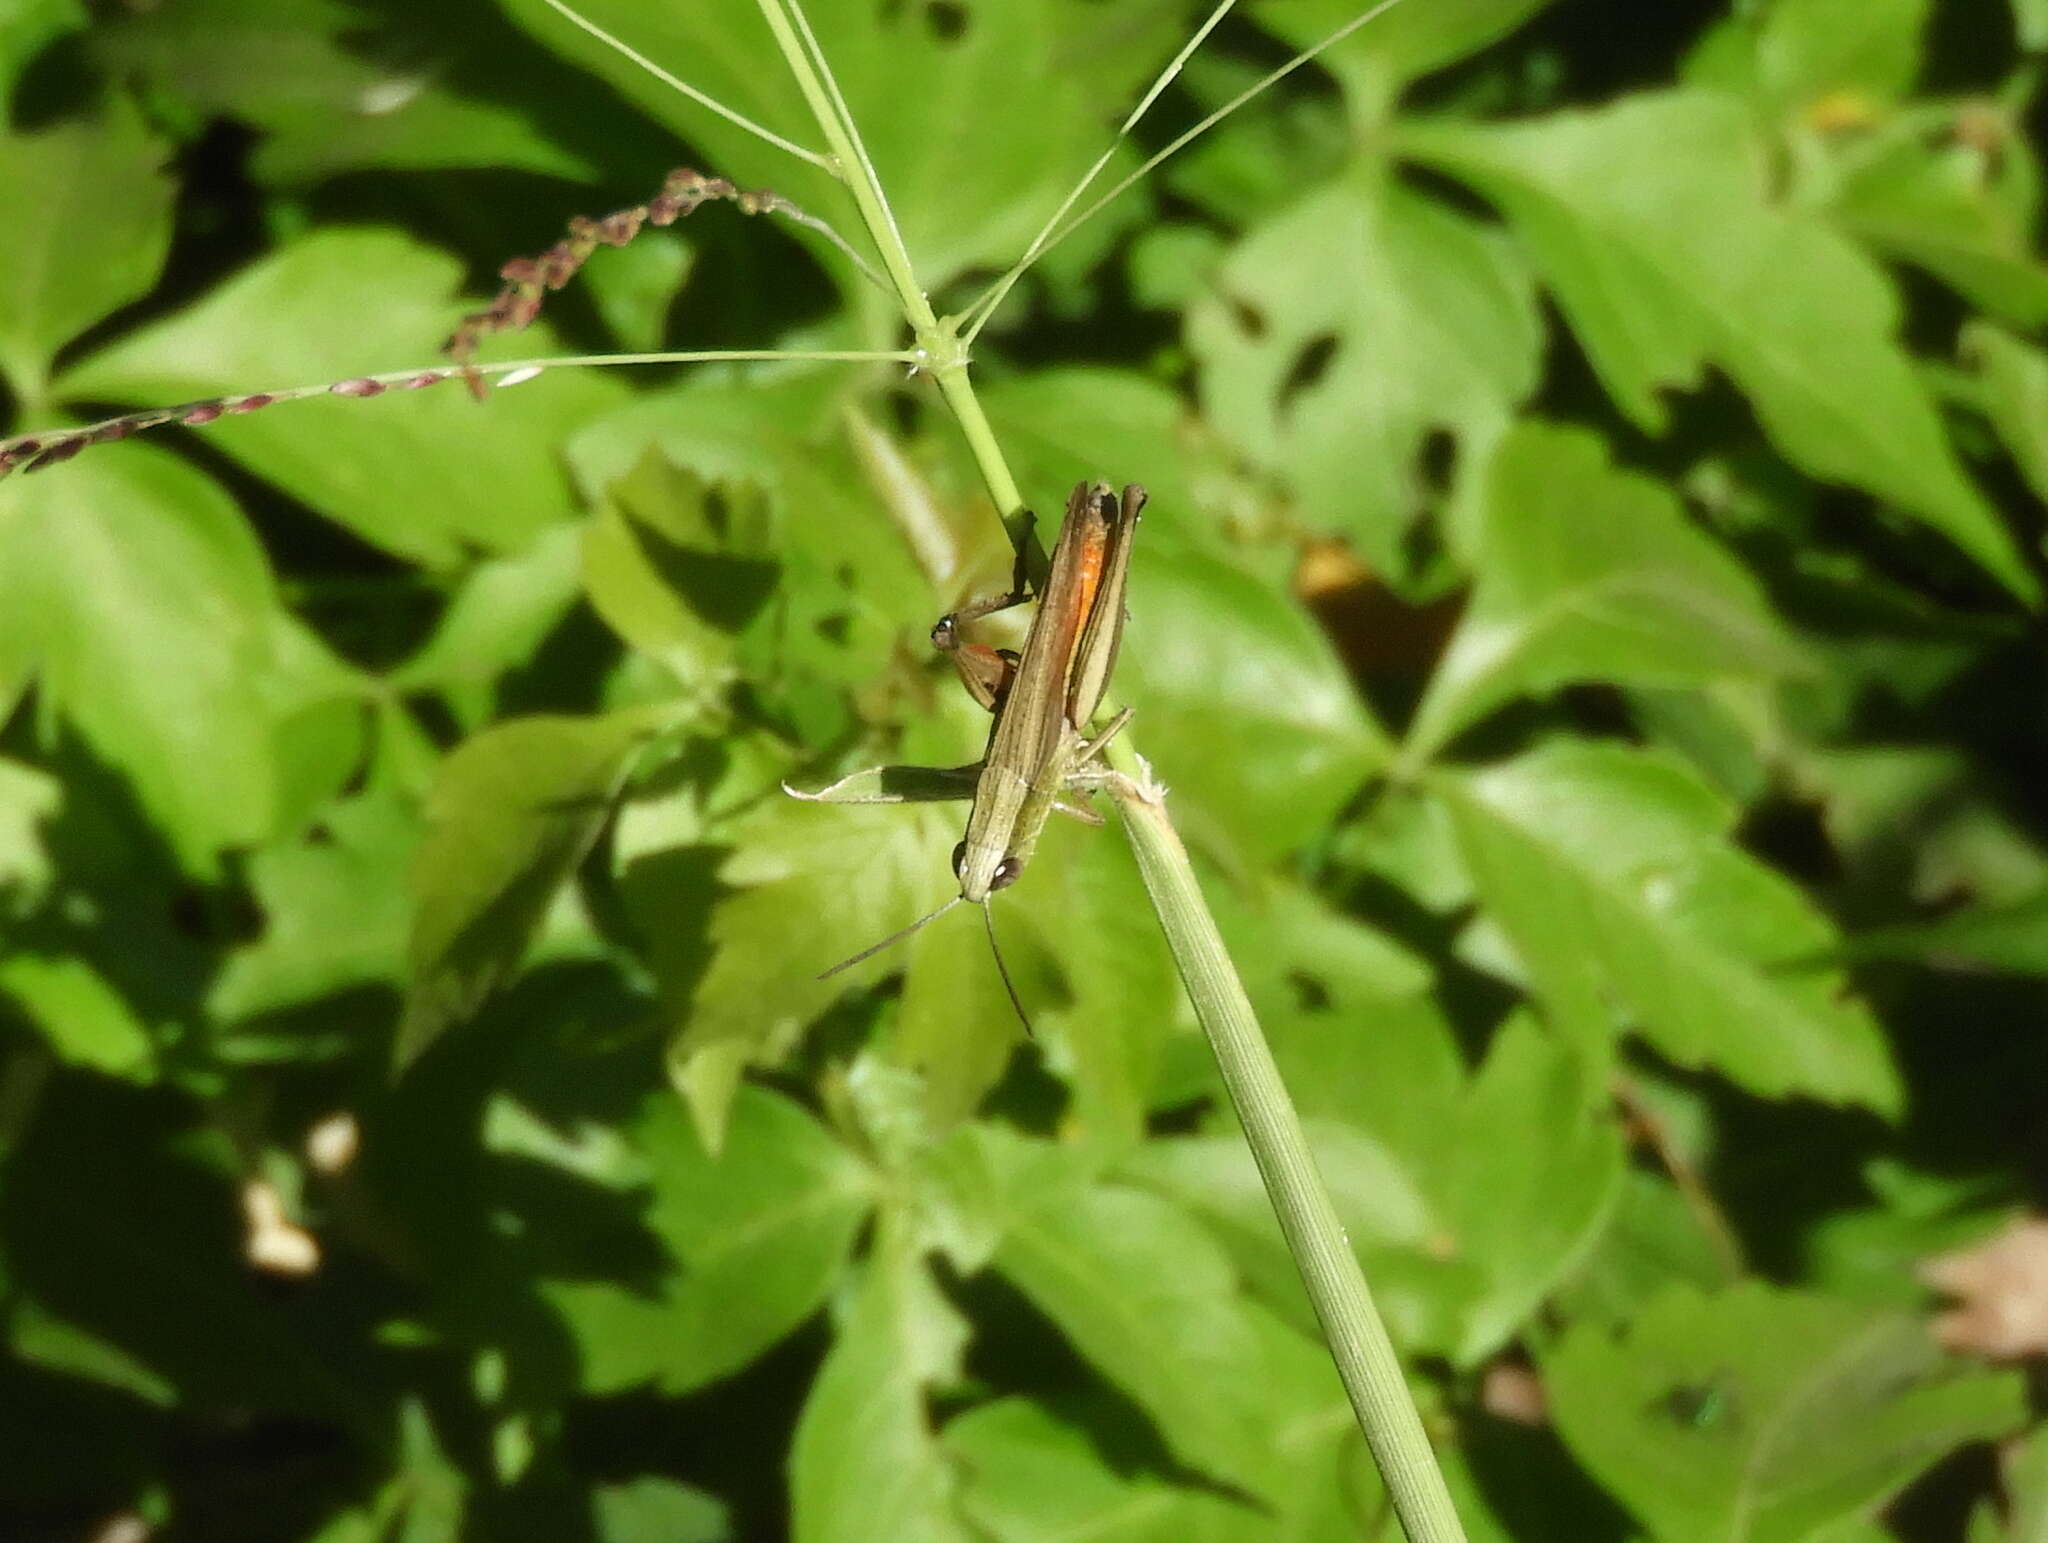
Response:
[990,858,1022,891]
[951,841,968,878]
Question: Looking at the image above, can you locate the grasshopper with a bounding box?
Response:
[788,480,1145,1015]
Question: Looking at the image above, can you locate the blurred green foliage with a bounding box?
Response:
[2,1,2046,1539]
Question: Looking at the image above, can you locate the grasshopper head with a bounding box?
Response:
[952,839,1021,903]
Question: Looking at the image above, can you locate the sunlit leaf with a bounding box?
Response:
[1122,543,1385,867]
[399,709,665,1065]
[1752,0,1929,112]
[0,443,281,872]
[212,792,420,1022]
[1436,740,1902,1112]
[1411,422,1806,757]
[1189,163,1540,571]
[1829,126,2048,330]
[392,522,585,698]
[1545,1282,2027,1541]
[0,757,59,912]
[90,0,606,183]
[790,1227,969,1543]
[594,1477,732,1543]
[1404,92,2038,600]
[0,954,153,1080]
[662,793,961,1151]
[1253,0,1561,99]
[980,369,1203,528]
[57,228,624,568]
[0,98,175,396]
[2018,0,2048,48]
[546,1088,873,1396]
[1967,321,2048,507]
[1434,1013,1625,1364]
[569,375,929,706]
[992,1170,1337,1499]
[582,453,776,692]
[947,1397,1248,1543]
[1848,890,2048,975]
[500,0,1190,293]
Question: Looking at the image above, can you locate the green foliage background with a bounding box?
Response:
[2,0,2047,1538]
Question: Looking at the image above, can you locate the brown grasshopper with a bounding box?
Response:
[789,481,1145,1015]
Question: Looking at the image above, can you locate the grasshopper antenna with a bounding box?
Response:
[982,903,1034,1038]
[818,896,964,981]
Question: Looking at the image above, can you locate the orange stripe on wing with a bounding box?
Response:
[1060,512,1111,673]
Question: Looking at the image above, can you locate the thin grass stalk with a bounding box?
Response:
[1111,768,1467,1543]
[754,5,1466,1539]
[750,0,1027,542]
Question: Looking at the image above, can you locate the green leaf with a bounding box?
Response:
[90,0,602,184]
[1404,92,2038,601]
[399,709,662,1066]
[888,909,1028,1134]
[1434,1013,1625,1363]
[0,99,175,398]
[57,228,623,568]
[660,790,963,1151]
[1545,1282,2027,1541]
[991,1172,1336,1499]
[1847,890,2048,975]
[1436,740,1902,1113]
[1753,0,1929,110]
[1116,1121,1445,1346]
[311,1401,466,1543]
[945,1398,1258,1542]
[260,615,374,833]
[0,954,153,1081]
[546,1088,872,1396]
[8,1296,176,1407]
[1188,163,1540,571]
[581,454,777,691]
[2017,0,2048,49]
[501,0,1190,293]
[1162,50,1352,229]
[569,376,929,705]
[1967,322,2048,508]
[0,442,281,872]
[594,1477,731,1543]
[0,0,82,100]
[1122,543,1385,868]
[1975,1421,2048,1542]
[211,792,420,1022]
[1804,744,2048,911]
[980,369,1206,526]
[581,235,697,354]
[789,1226,969,1543]
[1410,422,1807,758]
[1802,1160,2019,1310]
[1829,128,2048,329]
[1551,1170,1736,1328]
[391,522,585,699]
[1252,0,1562,98]
[0,757,59,912]
[1129,1008,1621,1366]
[1010,806,1182,1149]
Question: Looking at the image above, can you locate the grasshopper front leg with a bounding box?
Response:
[930,508,1039,713]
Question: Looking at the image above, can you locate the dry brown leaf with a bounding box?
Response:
[1920,1216,2048,1360]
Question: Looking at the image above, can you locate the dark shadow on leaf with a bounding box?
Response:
[619,510,780,637]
